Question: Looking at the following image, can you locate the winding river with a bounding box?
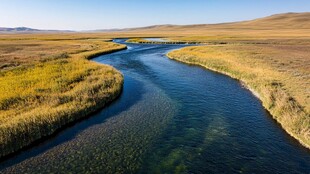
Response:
[1,39,310,173]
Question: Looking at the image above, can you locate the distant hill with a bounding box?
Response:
[0,27,40,32]
[92,12,309,34]
[0,27,74,33]
[2,12,309,34]
[236,12,310,29]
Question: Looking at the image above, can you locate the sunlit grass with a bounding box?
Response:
[0,36,126,157]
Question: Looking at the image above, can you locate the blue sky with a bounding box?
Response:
[0,0,309,30]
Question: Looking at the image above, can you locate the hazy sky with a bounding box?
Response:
[1,0,309,30]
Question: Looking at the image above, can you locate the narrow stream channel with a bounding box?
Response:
[1,39,309,173]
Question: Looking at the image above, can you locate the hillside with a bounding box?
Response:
[115,12,310,38]
[238,12,310,29]
[127,12,310,31]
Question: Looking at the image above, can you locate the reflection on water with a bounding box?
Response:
[1,39,310,173]
[145,38,167,42]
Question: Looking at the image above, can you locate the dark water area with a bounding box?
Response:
[1,39,309,173]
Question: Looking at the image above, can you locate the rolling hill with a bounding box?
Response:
[124,12,310,32]
[1,12,309,34]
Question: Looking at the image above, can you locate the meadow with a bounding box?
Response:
[0,35,126,157]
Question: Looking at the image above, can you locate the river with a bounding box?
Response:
[1,39,309,173]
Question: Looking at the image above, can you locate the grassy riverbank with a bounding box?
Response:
[129,34,310,149]
[124,13,310,149]
[167,43,310,148]
[0,36,126,158]
[126,38,200,44]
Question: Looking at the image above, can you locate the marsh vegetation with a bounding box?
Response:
[0,36,126,157]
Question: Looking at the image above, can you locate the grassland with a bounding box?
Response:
[0,35,126,158]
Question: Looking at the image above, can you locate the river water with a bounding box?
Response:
[1,39,309,173]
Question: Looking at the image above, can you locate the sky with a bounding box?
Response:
[0,0,310,31]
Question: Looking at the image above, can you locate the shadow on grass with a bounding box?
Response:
[0,76,145,170]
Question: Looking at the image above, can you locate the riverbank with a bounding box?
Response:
[167,44,310,149]
[0,37,127,158]
[126,38,204,45]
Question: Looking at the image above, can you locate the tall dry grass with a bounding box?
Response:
[0,37,126,157]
